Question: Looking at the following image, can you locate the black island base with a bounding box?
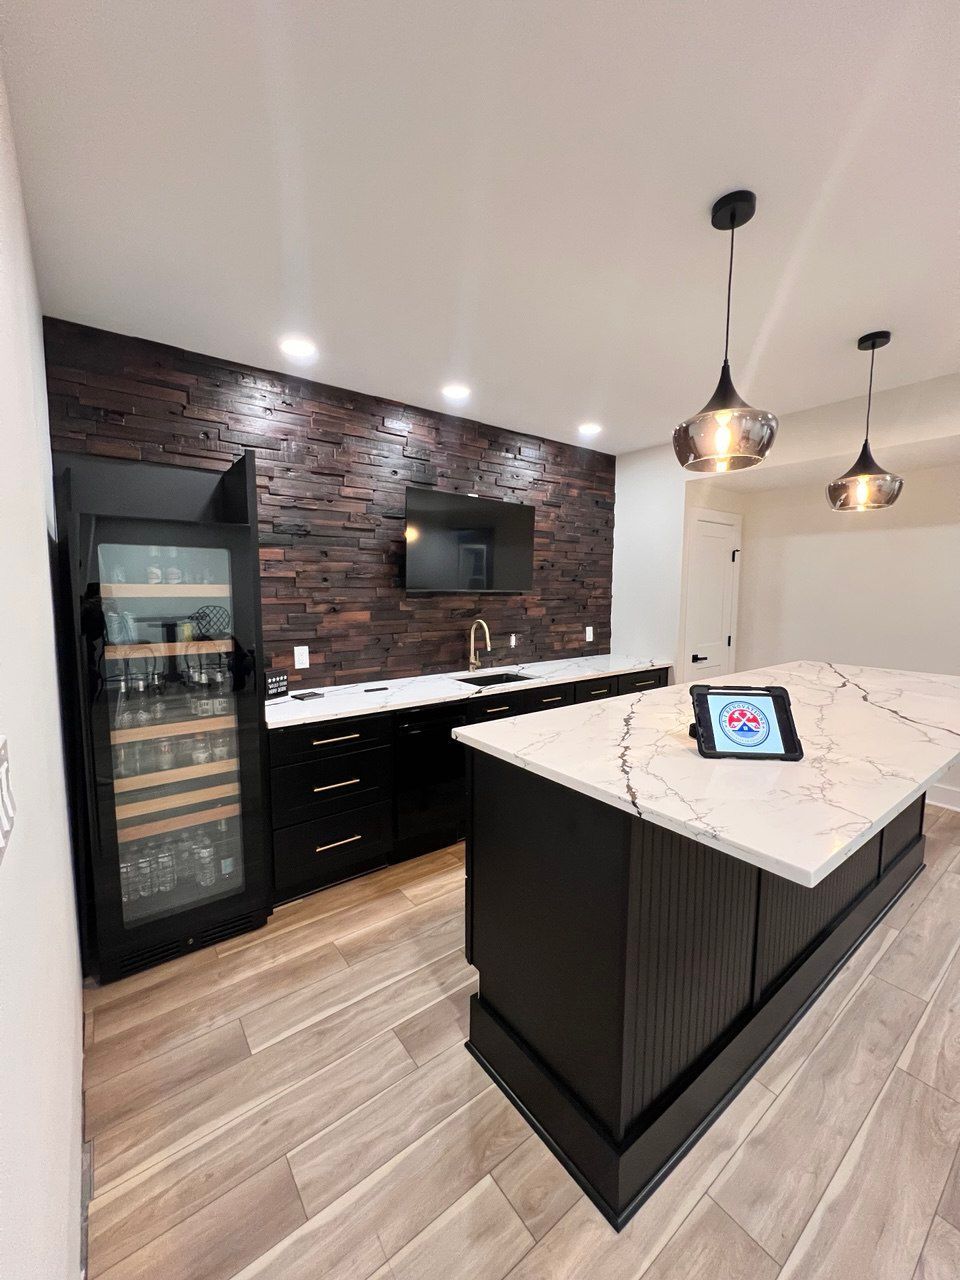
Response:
[463,751,925,1231]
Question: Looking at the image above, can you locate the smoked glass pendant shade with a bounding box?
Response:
[827,330,903,511]
[826,439,903,512]
[673,360,778,473]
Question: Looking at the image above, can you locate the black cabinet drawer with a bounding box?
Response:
[574,676,617,703]
[463,691,525,722]
[270,714,391,767]
[617,668,669,696]
[271,745,392,827]
[273,803,392,901]
[521,682,576,713]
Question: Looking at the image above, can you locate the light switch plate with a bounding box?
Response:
[585,625,594,642]
[293,645,310,670]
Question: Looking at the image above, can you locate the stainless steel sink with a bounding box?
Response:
[457,672,531,687]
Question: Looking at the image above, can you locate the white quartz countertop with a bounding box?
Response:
[265,653,671,729]
[453,661,960,888]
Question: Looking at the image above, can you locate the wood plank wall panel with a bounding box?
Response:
[630,823,759,1123]
[44,318,615,687]
[753,834,881,1003]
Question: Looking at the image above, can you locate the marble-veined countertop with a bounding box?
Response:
[453,660,960,887]
[265,653,672,729]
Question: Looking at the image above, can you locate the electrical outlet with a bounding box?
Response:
[585,625,594,642]
[293,645,310,670]
[509,633,517,648]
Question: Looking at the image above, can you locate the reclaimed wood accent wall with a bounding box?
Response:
[44,318,615,685]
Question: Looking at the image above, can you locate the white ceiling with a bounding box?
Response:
[1,0,958,455]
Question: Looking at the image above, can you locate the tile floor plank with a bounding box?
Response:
[236,1087,530,1280]
[95,1158,305,1280]
[94,949,472,1191]
[491,1134,582,1241]
[874,872,960,999]
[389,1175,534,1280]
[643,1196,779,1280]
[401,863,466,905]
[242,915,464,1051]
[289,1037,488,1215]
[884,836,959,932]
[394,976,476,1065]
[756,923,897,1094]
[913,1216,960,1279]
[901,946,960,1102]
[713,974,924,1261]
[87,1033,413,1274]
[779,1069,960,1280]
[504,1079,774,1280]
[336,887,464,966]
[92,940,346,1048]
[84,1020,250,1139]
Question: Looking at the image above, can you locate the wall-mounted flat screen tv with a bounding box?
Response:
[404,488,535,593]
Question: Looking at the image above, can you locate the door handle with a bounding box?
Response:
[691,654,709,663]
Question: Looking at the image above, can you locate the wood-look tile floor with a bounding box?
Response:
[83,806,960,1280]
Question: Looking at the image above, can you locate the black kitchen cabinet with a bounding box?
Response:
[521,682,576,713]
[575,676,618,702]
[394,704,470,862]
[268,665,671,902]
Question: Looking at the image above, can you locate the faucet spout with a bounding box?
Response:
[468,618,492,672]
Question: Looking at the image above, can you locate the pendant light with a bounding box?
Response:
[826,331,903,511]
[673,190,778,472]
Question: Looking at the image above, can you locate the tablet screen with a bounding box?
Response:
[705,692,786,755]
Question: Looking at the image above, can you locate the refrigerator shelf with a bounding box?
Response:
[111,714,237,744]
[117,801,242,844]
[105,640,233,660]
[115,780,240,821]
[101,583,231,598]
[113,757,240,793]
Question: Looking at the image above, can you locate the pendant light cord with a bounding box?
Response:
[865,345,875,442]
[723,225,735,362]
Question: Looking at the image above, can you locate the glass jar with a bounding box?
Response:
[191,735,212,766]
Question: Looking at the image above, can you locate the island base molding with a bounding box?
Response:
[465,753,926,1231]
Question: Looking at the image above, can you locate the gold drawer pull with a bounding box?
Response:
[485,705,511,713]
[541,695,563,704]
[315,834,362,853]
[312,778,360,793]
[311,732,361,747]
[590,687,611,696]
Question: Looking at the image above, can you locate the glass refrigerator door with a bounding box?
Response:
[97,540,246,927]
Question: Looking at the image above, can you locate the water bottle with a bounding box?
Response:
[148,673,165,722]
[215,818,239,882]
[119,857,133,904]
[196,832,216,888]
[173,831,196,885]
[156,845,176,893]
[191,668,214,719]
[135,853,155,898]
[115,676,135,730]
[146,546,163,584]
[210,669,230,716]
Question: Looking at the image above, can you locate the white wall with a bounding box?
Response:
[0,70,82,1280]
[735,461,960,807]
[610,444,686,662]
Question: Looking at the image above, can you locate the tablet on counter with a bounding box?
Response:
[690,684,803,761]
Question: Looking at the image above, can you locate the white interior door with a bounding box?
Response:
[678,508,742,683]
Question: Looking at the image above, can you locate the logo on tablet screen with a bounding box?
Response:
[719,701,770,747]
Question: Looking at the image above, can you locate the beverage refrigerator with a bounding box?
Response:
[54,450,271,981]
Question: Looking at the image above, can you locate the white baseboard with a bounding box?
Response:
[928,782,960,812]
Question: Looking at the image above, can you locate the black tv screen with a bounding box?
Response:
[404,488,534,593]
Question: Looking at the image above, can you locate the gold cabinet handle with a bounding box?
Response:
[315,834,362,853]
[485,705,511,713]
[312,778,360,793]
[540,695,563,704]
[311,731,361,747]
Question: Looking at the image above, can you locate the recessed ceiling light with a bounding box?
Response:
[278,335,318,363]
[578,422,603,438]
[441,383,471,404]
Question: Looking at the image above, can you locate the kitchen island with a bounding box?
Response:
[454,661,960,1229]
